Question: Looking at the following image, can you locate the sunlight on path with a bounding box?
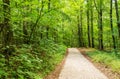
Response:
[59,48,108,79]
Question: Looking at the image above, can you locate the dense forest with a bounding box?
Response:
[0,0,120,79]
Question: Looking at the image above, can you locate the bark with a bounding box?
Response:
[87,0,91,47]
[90,1,94,48]
[94,0,103,50]
[110,0,116,49]
[80,7,84,47]
[99,7,103,50]
[78,16,81,47]
[2,0,13,63]
[2,0,13,47]
[78,7,84,47]
[114,0,120,38]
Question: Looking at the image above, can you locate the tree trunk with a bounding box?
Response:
[87,0,91,47]
[90,1,94,48]
[114,0,120,38]
[93,0,103,50]
[46,0,51,39]
[2,0,13,62]
[110,0,116,50]
[28,0,44,42]
[80,10,84,47]
[99,7,103,50]
[78,16,81,47]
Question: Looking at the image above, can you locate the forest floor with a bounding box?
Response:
[79,48,120,79]
[44,48,119,79]
[44,49,69,79]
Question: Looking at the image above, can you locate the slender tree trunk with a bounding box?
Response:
[28,0,44,42]
[77,16,81,47]
[78,6,84,47]
[94,0,103,50]
[110,0,116,50]
[90,1,94,48]
[2,0,13,62]
[87,0,91,47]
[80,8,84,47]
[3,0,11,47]
[114,0,120,38]
[99,6,103,50]
[46,0,51,39]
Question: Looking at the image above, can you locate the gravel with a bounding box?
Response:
[59,48,108,79]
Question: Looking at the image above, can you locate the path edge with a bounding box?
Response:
[44,48,69,79]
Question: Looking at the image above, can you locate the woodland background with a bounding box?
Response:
[0,0,120,79]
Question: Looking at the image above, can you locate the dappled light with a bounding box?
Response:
[0,0,120,79]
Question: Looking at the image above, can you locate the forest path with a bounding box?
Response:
[58,48,108,79]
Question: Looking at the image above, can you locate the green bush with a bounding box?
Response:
[0,39,67,79]
[38,39,67,76]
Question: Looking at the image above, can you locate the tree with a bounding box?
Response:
[114,0,120,38]
[78,5,84,47]
[2,0,14,64]
[46,0,51,39]
[90,0,94,48]
[87,0,91,47]
[94,0,103,50]
[110,0,116,50]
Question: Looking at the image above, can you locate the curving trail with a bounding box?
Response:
[59,48,108,79]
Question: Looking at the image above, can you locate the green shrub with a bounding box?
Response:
[0,40,67,79]
[38,39,67,76]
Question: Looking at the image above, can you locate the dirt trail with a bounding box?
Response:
[59,48,108,79]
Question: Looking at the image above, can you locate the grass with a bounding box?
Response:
[86,50,120,73]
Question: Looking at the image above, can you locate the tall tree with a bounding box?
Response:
[99,0,103,50]
[2,0,13,48]
[94,0,103,50]
[80,8,84,47]
[2,0,13,62]
[110,0,116,50]
[87,0,91,47]
[78,15,81,47]
[90,0,94,48]
[114,0,120,38]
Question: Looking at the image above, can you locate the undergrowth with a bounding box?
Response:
[0,39,67,79]
[86,50,120,74]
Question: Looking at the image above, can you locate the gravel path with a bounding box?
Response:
[59,48,108,79]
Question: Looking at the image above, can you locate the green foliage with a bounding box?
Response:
[38,39,67,76]
[87,50,120,73]
[1,0,120,78]
[0,45,42,79]
[0,40,66,79]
